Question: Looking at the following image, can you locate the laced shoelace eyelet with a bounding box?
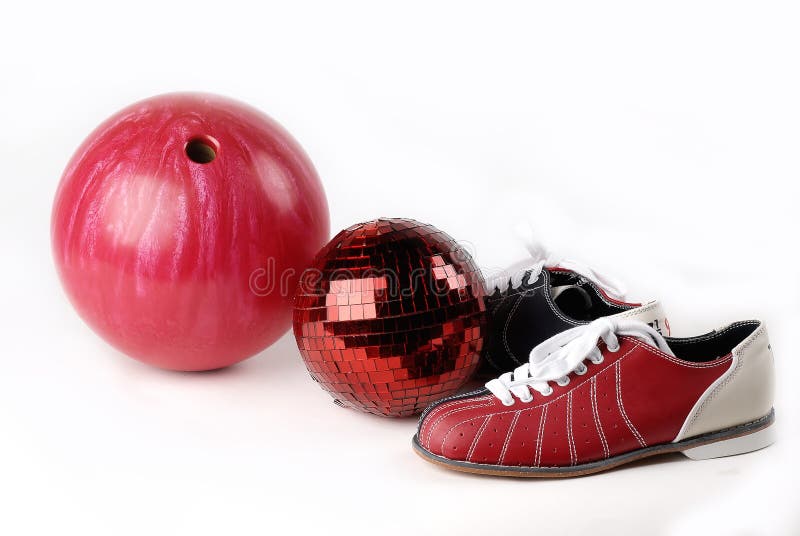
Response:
[590,354,605,365]
[520,393,534,403]
[485,318,674,405]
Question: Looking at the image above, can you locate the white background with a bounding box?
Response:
[2,1,798,534]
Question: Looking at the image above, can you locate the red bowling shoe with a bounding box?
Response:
[413,317,775,477]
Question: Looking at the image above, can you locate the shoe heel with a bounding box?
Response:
[681,423,775,461]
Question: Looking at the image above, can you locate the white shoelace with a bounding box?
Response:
[485,318,674,405]
[484,242,627,300]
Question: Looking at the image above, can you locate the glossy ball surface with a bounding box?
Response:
[52,93,329,371]
[293,218,486,417]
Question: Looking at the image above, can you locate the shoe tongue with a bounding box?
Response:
[608,300,671,337]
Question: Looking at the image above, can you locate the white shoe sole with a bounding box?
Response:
[682,421,775,460]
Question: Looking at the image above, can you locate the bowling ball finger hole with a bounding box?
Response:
[185,136,219,164]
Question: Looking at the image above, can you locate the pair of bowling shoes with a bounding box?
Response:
[413,245,776,477]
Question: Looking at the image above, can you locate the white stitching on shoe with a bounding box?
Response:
[615,360,646,448]
[496,344,639,417]
[440,414,486,455]
[466,416,492,461]
[423,396,492,447]
[630,338,734,368]
[426,332,741,463]
[610,300,661,321]
[501,281,546,366]
[535,405,548,467]
[567,391,576,465]
[665,320,760,345]
[428,345,640,459]
[590,376,610,458]
[499,411,521,465]
[437,345,637,447]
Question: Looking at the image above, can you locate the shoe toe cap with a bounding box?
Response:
[417,393,497,460]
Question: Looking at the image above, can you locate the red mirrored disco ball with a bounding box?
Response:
[52,93,329,371]
[292,218,486,417]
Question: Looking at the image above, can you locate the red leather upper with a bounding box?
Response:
[417,337,732,467]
